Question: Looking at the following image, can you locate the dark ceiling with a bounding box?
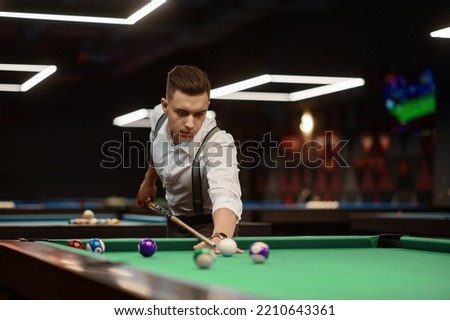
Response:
[1,0,448,104]
[0,0,354,77]
[0,0,449,199]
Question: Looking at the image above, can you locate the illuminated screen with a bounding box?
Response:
[384,67,436,125]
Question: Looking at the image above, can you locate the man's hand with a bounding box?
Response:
[136,184,157,208]
[193,240,244,254]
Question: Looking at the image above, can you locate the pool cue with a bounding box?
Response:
[147,202,217,248]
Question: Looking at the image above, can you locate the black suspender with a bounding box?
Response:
[152,113,220,214]
[192,126,220,214]
[152,112,167,140]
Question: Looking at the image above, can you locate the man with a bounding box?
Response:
[136,65,242,250]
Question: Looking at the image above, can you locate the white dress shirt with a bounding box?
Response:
[149,105,242,220]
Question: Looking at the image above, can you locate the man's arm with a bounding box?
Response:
[136,163,159,208]
[212,207,238,239]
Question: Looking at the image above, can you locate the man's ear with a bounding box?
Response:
[161,98,168,112]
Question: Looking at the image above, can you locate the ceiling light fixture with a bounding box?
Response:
[430,26,450,38]
[0,63,57,92]
[210,74,365,102]
[113,108,217,127]
[0,0,166,25]
[112,74,365,127]
[113,108,150,127]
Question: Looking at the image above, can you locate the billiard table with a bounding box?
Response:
[0,211,271,239]
[241,201,449,237]
[0,235,449,299]
[0,212,167,239]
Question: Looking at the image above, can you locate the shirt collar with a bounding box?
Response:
[177,117,217,157]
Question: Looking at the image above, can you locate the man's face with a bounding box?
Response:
[161,90,210,145]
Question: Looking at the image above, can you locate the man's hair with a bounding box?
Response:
[166,65,211,100]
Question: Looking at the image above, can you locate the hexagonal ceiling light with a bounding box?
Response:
[0,0,166,25]
[210,74,365,102]
[0,64,57,92]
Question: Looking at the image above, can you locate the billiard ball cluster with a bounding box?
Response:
[67,237,270,269]
[67,237,159,257]
[191,238,238,269]
[192,239,270,269]
[68,210,121,225]
[67,238,106,254]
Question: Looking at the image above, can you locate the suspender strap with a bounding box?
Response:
[152,113,168,141]
[150,113,167,159]
[192,126,221,215]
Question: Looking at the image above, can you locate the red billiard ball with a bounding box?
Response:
[138,238,157,257]
[67,239,84,250]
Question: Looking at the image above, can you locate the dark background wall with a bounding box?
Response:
[0,0,448,205]
[434,37,450,207]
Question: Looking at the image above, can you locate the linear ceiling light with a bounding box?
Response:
[113,108,216,127]
[210,74,365,102]
[0,0,166,25]
[430,26,450,38]
[113,108,150,127]
[112,74,364,127]
[0,63,57,92]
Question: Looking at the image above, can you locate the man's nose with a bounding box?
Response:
[185,115,194,128]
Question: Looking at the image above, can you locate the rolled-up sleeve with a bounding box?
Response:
[204,131,243,221]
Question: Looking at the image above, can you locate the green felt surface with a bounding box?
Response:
[48,236,450,300]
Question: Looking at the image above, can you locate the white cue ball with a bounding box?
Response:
[82,209,95,219]
[219,238,237,257]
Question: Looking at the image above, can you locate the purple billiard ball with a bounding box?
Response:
[138,238,157,257]
[249,241,269,263]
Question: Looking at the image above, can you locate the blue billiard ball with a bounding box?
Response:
[138,238,157,257]
[86,238,105,254]
[249,241,269,263]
